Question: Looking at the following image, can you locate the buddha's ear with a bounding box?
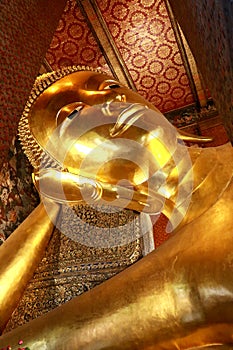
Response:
[177,129,213,143]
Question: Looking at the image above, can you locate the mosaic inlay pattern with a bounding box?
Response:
[5,206,144,331]
[0,138,39,245]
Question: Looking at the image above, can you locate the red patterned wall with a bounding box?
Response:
[97,0,194,112]
[46,0,108,71]
[46,0,195,113]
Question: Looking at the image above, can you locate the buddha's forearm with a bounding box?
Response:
[1,182,233,348]
[1,214,233,350]
[0,201,60,333]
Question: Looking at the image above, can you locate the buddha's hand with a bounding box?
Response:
[33,168,164,214]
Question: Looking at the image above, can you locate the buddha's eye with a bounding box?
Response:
[98,80,122,91]
[67,105,84,120]
[103,83,121,90]
[56,103,87,136]
[56,103,86,126]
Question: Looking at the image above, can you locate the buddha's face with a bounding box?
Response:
[20,68,193,219]
[28,70,178,187]
[29,70,160,146]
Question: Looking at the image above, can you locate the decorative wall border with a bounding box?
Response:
[165,99,218,129]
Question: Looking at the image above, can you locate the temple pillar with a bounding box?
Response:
[168,0,233,143]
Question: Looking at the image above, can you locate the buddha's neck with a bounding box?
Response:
[161,143,233,232]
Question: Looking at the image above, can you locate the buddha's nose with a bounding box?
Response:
[114,93,126,102]
[103,92,126,104]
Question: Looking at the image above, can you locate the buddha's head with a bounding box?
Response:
[19,66,193,227]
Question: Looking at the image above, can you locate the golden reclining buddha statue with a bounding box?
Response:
[0,65,233,349]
